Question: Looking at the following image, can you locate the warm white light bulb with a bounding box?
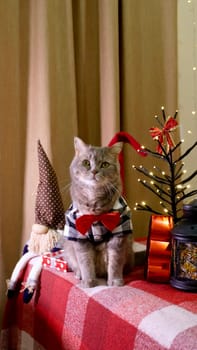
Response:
[177,184,183,189]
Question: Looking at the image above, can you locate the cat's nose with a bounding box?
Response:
[91,169,98,175]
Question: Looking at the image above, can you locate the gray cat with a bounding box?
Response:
[63,137,134,288]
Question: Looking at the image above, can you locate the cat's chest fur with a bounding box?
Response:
[71,183,118,215]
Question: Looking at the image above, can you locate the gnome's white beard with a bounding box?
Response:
[28,229,62,254]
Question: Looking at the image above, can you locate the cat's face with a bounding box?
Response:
[70,137,122,187]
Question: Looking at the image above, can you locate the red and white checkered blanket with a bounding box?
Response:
[1,253,197,350]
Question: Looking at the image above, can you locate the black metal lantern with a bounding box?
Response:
[170,199,197,292]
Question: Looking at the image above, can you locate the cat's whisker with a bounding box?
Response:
[61,183,71,194]
[104,181,121,198]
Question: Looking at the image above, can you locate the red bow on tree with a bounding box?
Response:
[149,116,178,154]
[76,212,120,235]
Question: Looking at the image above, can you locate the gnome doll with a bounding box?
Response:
[6,140,65,303]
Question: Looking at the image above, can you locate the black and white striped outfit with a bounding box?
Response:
[64,196,133,244]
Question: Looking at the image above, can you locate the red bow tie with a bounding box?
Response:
[76,212,120,235]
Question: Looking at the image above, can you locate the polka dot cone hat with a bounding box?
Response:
[35,140,65,230]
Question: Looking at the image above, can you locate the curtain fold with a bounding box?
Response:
[0,0,177,325]
[119,0,177,239]
[0,0,30,325]
[99,0,121,145]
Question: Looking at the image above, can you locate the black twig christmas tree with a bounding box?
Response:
[133,107,197,223]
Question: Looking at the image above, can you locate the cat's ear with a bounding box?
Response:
[109,142,123,155]
[74,137,88,155]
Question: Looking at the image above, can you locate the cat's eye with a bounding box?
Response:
[101,161,110,168]
[82,159,90,169]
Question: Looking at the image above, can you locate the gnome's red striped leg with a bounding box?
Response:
[6,252,38,295]
[22,256,43,303]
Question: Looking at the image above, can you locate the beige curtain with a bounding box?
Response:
[0,0,177,324]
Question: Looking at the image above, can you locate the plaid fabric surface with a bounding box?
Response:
[1,250,197,350]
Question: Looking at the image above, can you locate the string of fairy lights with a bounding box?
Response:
[132,107,197,223]
[132,2,197,222]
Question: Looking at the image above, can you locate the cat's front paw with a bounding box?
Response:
[80,279,97,288]
[107,278,124,287]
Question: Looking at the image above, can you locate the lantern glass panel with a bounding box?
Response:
[172,240,197,281]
